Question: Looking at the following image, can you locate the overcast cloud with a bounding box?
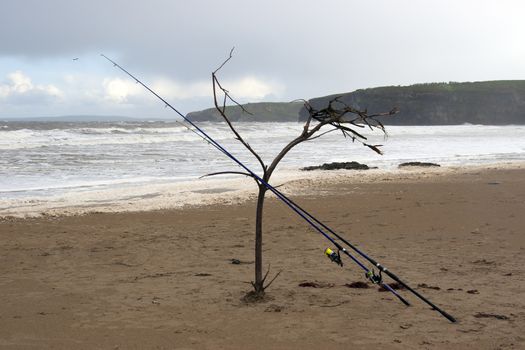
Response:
[1,0,524,118]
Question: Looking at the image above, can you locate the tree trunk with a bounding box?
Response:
[253,183,267,294]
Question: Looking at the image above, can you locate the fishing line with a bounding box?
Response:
[102,54,456,322]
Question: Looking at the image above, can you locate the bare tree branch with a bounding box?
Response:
[261,264,271,284]
[272,183,286,189]
[200,171,257,180]
[201,171,260,187]
[212,51,266,174]
[363,143,384,155]
[213,75,253,116]
[213,47,235,74]
[295,95,397,156]
[263,270,282,290]
[303,127,339,141]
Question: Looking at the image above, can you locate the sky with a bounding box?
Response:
[1,0,524,119]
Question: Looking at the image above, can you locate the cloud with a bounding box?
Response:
[102,77,144,104]
[153,79,210,100]
[1,0,524,118]
[0,71,63,104]
[223,76,284,100]
[101,75,284,104]
[8,71,33,93]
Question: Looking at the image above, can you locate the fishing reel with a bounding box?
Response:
[324,248,343,267]
[366,269,383,284]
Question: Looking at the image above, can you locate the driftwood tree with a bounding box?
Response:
[207,50,398,296]
[102,53,456,322]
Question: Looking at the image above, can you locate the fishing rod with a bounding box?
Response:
[102,54,456,322]
[100,54,407,305]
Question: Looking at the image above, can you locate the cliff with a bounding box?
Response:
[186,102,303,122]
[299,81,525,125]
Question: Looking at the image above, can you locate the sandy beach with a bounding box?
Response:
[1,165,524,349]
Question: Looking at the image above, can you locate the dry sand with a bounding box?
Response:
[0,166,524,349]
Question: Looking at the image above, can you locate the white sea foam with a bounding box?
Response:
[1,121,525,217]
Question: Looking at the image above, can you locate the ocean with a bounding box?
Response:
[1,121,525,216]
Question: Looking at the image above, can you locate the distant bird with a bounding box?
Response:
[72,58,79,61]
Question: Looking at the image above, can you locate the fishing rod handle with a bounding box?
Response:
[382,268,457,323]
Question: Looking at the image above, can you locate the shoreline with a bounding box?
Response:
[1,161,524,219]
[1,164,523,348]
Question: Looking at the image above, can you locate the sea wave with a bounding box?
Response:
[0,122,306,150]
[1,122,525,208]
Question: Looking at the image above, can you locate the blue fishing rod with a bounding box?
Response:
[102,54,456,322]
[100,54,407,304]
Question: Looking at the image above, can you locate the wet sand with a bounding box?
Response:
[0,166,524,349]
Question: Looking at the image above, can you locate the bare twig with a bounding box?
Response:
[200,171,257,179]
[304,127,339,141]
[200,170,260,185]
[213,76,253,115]
[212,51,266,173]
[298,95,395,155]
[363,143,384,155]
[263,270,282,290]
[259,264,283,290]
[213,47,235,74]
[261,265,271,284]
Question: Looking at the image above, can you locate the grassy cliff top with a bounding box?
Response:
[186,101,303,122]
[186,80,525,124]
